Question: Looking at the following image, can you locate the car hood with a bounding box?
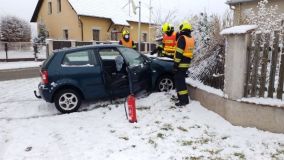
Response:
[149,56,174,72]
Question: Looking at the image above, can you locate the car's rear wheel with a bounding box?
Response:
[54,89,81,113]
[156,75,174,92]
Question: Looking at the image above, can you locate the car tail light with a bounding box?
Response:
[41,70,48,84]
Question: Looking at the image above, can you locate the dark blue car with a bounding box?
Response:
[36,45,174,113]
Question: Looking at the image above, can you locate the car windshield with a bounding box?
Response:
[118,47,144,67]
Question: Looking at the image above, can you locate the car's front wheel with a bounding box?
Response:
[156,75,174,92]
[54,89,81,113]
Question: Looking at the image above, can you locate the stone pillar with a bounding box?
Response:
[220,25,257,100]
[46,39,53,57]
[70,40,76,48]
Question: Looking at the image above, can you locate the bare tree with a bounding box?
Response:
[0,15,31,42]
[152,8,178,38]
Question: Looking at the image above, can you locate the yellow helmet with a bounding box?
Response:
[179,20,192,31]
[122,30,130,36]
[162,23,171,33]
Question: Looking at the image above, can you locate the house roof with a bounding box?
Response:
[31,0,44,22]
[226,0,255,4]
[31,0,150,26]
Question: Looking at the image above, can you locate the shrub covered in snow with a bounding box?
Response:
[0,16,31,42]
[245,0,284,33]
[188,12,232,90]
[33,22,49,44]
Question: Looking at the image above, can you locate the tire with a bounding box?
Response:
[54,89,82,113]
[156,75,175,92]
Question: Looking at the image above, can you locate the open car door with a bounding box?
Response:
[98,47,130,98]
[118,47,151,94]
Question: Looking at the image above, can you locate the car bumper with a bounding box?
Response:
[38,83,53,103]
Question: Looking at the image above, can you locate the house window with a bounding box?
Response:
[111,30,118,41]
[48,2,52,15]
[57,0,61,13]
[63,29,68,40]
[142,33,147,42]
[93,29,100,41]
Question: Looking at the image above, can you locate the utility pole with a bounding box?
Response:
[138,1,141,52]
[148,0,152,52]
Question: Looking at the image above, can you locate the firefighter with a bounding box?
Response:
[119,30,137,50]
[173,20,194,106]
[150,23,177,58]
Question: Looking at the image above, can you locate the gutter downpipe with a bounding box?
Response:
[78,16,84,41]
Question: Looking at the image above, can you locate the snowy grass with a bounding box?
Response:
[0,78,284,159]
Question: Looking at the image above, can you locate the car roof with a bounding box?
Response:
[53,44,123,54]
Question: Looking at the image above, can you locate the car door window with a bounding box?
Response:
[118,47,144,67]
[62,50,94,67]
[99,48,120,60]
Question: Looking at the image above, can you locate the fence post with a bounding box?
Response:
[268,31,280,98]
[46,39,53,57]
[277,54,284,99]
[221,25,257,100]
[259,33,270,97]
[4,42,8,62]
[250,33,261,97]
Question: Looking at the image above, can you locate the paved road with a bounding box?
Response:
[0,67,40,81]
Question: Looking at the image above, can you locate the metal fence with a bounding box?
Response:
[245,31,284,100]
[0,41,47,61]
[0,42,32,52]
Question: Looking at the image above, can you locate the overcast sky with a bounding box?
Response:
[0,0,229,22]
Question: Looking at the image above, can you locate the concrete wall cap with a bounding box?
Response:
[220,25,258,35]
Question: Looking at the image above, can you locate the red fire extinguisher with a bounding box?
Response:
[127,94,137,123]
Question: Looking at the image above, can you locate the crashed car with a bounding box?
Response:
[35,45,174,113]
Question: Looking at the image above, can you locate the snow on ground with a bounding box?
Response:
[186,78,224,97]
[0,78,284,160]
[0,61,43,70]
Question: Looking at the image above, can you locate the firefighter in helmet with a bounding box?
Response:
[173,20,194,106]
[119,30,137,50]
[151,23,177,58]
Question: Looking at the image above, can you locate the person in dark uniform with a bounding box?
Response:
[119,30,137,50]
[173,20,195,106]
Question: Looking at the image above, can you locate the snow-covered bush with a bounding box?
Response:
[34,22,49,44]
[188,12,232,90]
[245,0,284,33]
[0,16,31,42]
